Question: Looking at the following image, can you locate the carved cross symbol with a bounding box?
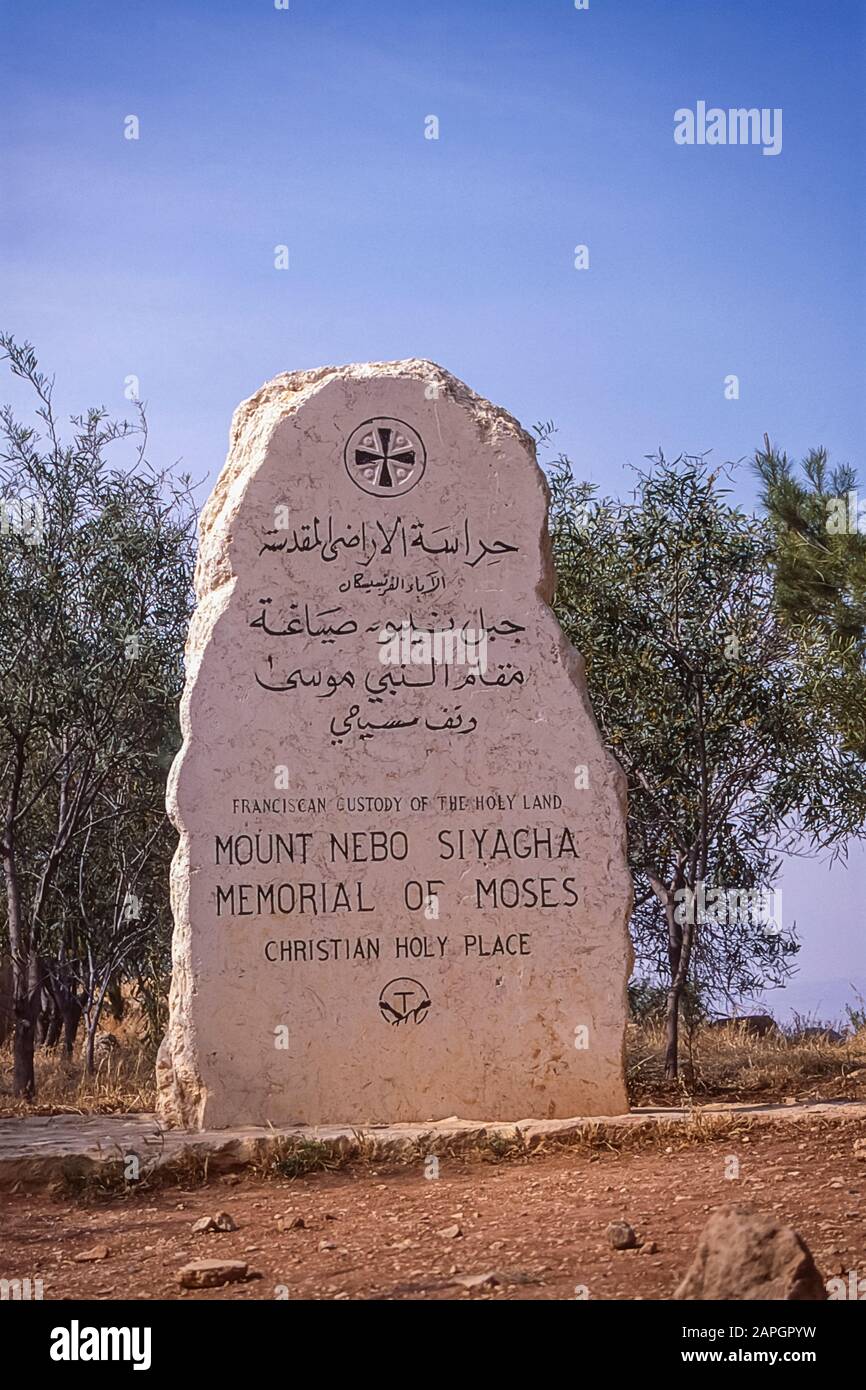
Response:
[344,417,426,497]
[353,425,416,489]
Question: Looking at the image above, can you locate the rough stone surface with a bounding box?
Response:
[178,1259,249,1289]
[151,358,634,1128]
[673,1204,828,1301]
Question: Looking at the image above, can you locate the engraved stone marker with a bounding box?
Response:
[157,360,632,1129]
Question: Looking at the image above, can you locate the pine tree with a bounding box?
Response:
[754,436,866,759]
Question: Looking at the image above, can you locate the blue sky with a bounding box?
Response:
[2,0,864,1019]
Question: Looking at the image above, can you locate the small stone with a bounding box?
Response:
[178,1260,249,1289]
[74,1245,109,1263]
[276,1214,306,1231]
[639,1240,658,1255]
[318,1240,337,1251]
[190,1211,236,1234]
[439,1224,463,1240]
[606,1221,637,1251]
[454,1271,500,1290]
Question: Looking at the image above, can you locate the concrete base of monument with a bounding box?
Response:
[1,1100,864,1192]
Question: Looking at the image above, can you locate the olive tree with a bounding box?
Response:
[547,442,866,1076]
[0,336,194,1097]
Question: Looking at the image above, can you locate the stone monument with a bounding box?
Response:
[157,360,632,1129]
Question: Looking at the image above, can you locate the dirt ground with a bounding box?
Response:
[2,1121,863,1300]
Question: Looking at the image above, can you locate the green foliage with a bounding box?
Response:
[0,335,195,1094]
[754,437,866,759]
[268,1138,349,1179]
[546,439,866,1068]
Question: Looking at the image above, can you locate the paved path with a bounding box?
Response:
[1,1099,864,1189]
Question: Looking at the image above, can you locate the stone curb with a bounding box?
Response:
[1,1100,864,1191]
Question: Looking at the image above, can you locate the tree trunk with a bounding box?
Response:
[13,1013,37,1097]
[84,1014,97,1076]
[84,974,112,1076]
[664,984,681,1079]
[664,883,684,1079]
[12,952,41,1099]
[47,962,82,1058]
[106,979,125,1022]
[43,997,63,1048]
[3,827,39,1100]
[664,888,695,1081]
[61,997,82,1058]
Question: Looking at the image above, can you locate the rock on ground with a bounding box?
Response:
[674,1204,827,1300]
[178,1260,250,1289]
[606,1220,637,1250]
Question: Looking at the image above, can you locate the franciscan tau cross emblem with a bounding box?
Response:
[344,417,427,497]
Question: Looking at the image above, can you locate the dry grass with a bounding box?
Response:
[1,1021,865,1121]
[628,1019,866,1107]
[254,1112,764,1182]
[53,1109,866,1198]
[0,1040,157,1118]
